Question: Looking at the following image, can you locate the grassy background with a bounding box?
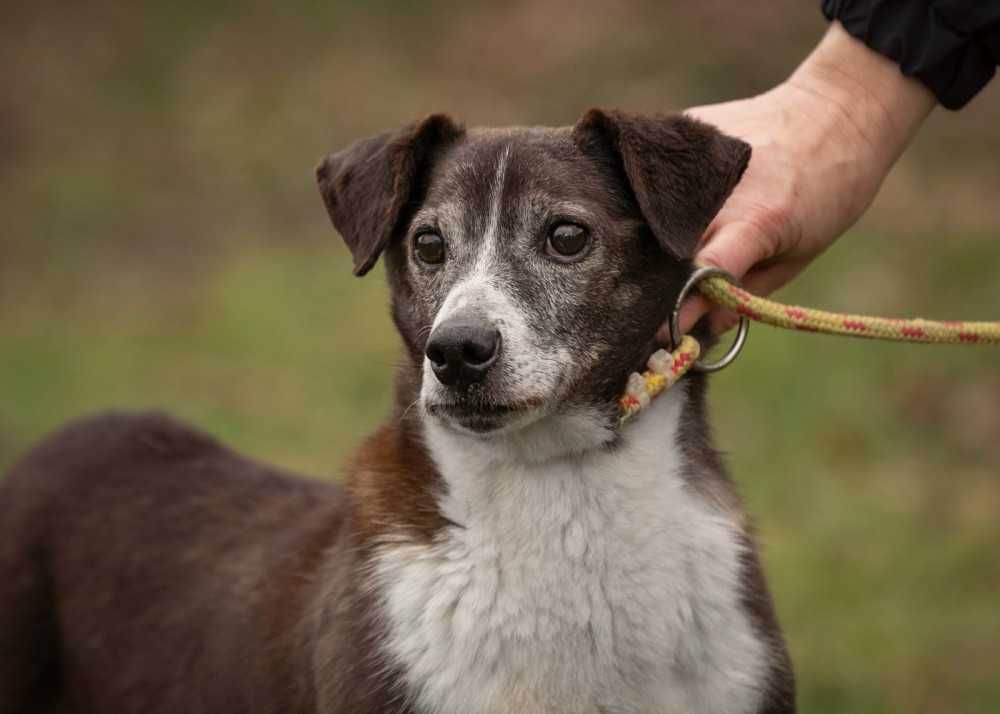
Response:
[2,2,999,711]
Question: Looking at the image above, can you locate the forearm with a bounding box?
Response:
[673,22,940,335]
[789,21,936,177]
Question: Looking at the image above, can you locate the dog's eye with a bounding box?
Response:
[546,223,590,260]
[414,232,446,264]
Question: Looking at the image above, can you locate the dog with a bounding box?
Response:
[0,109,794,713]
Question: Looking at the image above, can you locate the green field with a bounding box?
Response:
[2,3,998,711]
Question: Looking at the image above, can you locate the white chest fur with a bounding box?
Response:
[373,389,769,714]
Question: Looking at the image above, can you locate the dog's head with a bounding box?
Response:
[317,110,749,449]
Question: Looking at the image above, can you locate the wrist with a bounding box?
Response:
[789,21,935,172]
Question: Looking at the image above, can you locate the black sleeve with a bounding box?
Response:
[821,0,1000,109]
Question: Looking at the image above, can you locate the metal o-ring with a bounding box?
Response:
[669,266,749,374]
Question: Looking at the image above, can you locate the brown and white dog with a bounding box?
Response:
[0,109,795,714]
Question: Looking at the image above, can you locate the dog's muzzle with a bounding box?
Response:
[426,319,502,389]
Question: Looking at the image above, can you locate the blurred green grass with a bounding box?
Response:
[2,2,999,712]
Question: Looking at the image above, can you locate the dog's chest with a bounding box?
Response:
[373,396,768,714]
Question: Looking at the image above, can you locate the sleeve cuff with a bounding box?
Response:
[822,0,996,109]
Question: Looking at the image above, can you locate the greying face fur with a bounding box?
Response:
[388,130,681,438]
[318,110,752,447]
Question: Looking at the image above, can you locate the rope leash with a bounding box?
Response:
[699,276,1000,345]
[619,267,1000,424]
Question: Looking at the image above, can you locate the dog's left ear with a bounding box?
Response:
[572,108,751,259]
[316,114,464,276]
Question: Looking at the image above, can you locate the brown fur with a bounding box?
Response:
[316,115,464,277]
[0,110,794,714]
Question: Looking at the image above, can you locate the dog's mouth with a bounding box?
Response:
[424,397,547,435]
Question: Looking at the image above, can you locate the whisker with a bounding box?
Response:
[400,397,421,422]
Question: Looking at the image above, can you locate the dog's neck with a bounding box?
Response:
[369,382,769,714]
[428,404,619,471]
[424,384,684,507]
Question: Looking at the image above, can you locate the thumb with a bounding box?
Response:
[675,220,771,335]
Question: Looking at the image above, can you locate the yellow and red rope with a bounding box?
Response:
[699,276,1000,345]
[619,273,1000,424]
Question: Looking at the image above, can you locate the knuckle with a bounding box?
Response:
[738,206,800,262]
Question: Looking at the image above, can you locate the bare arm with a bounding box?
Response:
[669,21,936,338]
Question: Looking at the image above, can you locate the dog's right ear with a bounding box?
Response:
[315,115,464,276]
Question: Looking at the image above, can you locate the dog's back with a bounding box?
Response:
[0,411,352,714]
[2,110,797,713]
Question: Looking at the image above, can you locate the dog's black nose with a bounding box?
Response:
[425,321,501,388]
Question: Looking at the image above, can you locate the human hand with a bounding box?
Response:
[662,22,936,341]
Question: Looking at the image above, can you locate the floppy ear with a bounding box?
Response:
[572,108,751,259]
[315,114,464,276]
